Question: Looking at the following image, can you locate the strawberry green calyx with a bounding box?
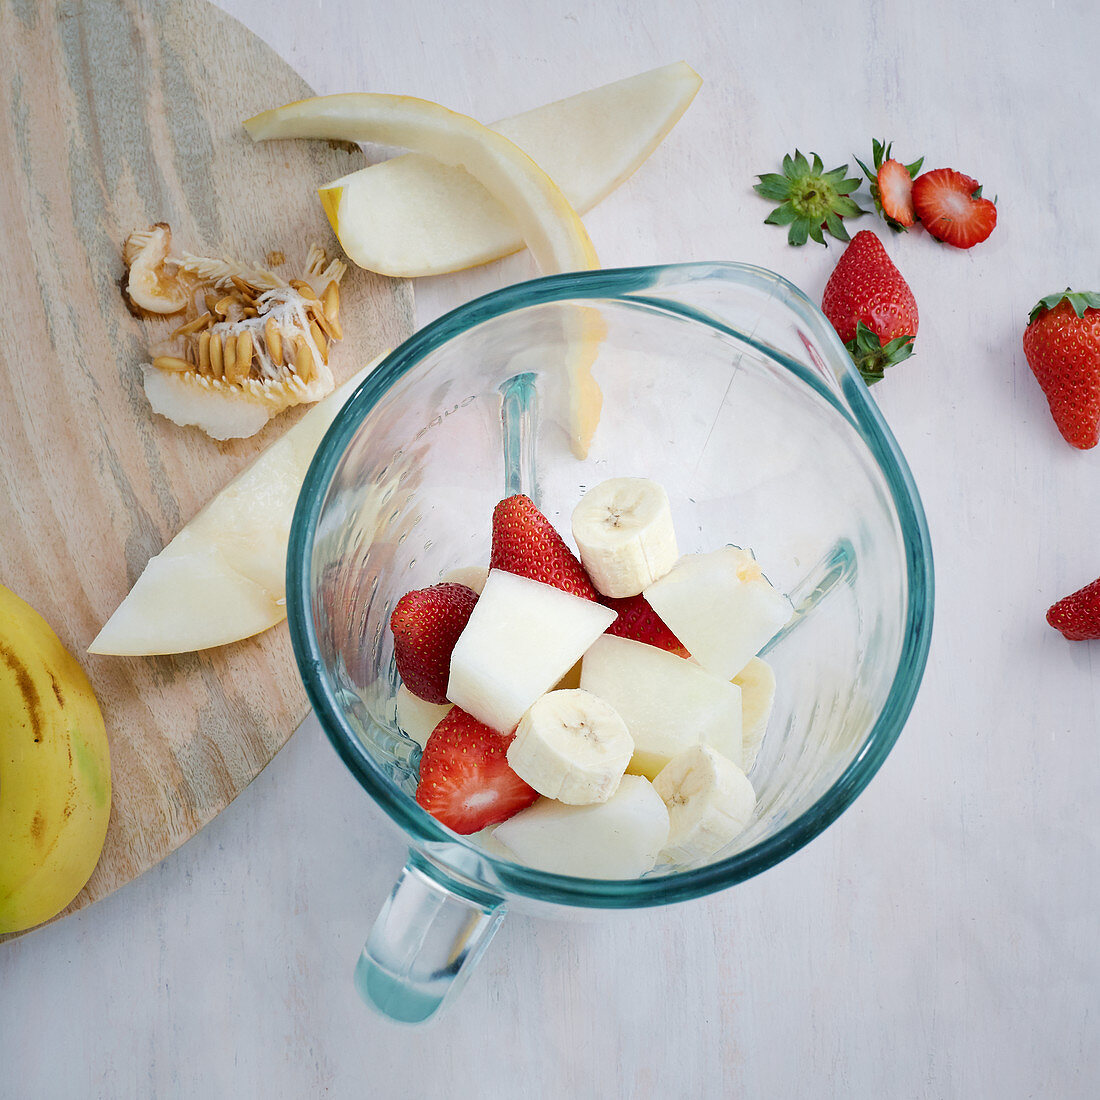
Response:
[754,149,865,246]
[1028,289,1100,324]
[845,321,915,386]
[854,139,924,232]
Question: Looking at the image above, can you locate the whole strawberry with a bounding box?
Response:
[490,494,598,600]
[390,582,479,703]
[1022,290,1100,449]
[821,230,918,384]
[1047,576,1100,640]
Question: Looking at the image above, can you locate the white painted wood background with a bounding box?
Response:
[4,0,1099,1096]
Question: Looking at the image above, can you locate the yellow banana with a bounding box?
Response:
[0,584,111,934]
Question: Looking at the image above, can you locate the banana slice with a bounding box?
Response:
[571,477,678,598]
[653,744,756,865]
[507,688,633,804]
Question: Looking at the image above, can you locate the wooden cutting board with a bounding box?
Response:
[0,0,414,939]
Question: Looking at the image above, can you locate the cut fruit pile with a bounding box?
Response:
[389,477,793,879]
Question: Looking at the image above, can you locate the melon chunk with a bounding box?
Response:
[395,685,452,750]
[733,656,776,771]
[493,774,669,879]
[643,547,792,681]
[579,633,741,779]
[446,569,615,733]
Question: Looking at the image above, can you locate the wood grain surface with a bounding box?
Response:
[0,0,413,936]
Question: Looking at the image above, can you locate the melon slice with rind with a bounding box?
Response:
[88,351,386,655]
[313,62,702,277]
[244,94,599,275]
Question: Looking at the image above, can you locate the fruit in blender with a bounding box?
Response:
[394,685,452,750]
[733,657,776,772]
[570,476,679,597]
[643,546,792,681]
[390,582,479,703]
[493,774,670,878]
[653,744,756,864]
[602,593,688,655]
[491,493,598,599]
[414,708,538,833]
[506,688,633,804]
[579,633,742,780]
[446,569,615,733]
[393,477,782,871]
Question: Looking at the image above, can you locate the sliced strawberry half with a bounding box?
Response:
[390,582,479,703]
[490,493,598,600]
[603,593,689,656]
[415,707,539,834]
[855,139,923,232]
[911,168,997,248]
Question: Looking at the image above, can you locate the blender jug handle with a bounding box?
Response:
[354,850,506,1023]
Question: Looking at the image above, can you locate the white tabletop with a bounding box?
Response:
[5,0,1100,1096]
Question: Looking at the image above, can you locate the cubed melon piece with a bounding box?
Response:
[446,569,615,732]
[733,656,776,771]
[493,774,669,879]
[580,633,742,779]
[643,546,792,680]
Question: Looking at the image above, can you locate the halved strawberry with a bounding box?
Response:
[911,168,997,248]
[490,493,598,600]
[855,139,923,232]
[390,582,479,703]
[415,707,539,833]
[603,593,689,656]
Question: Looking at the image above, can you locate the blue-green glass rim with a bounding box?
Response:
[286,261,935,910]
